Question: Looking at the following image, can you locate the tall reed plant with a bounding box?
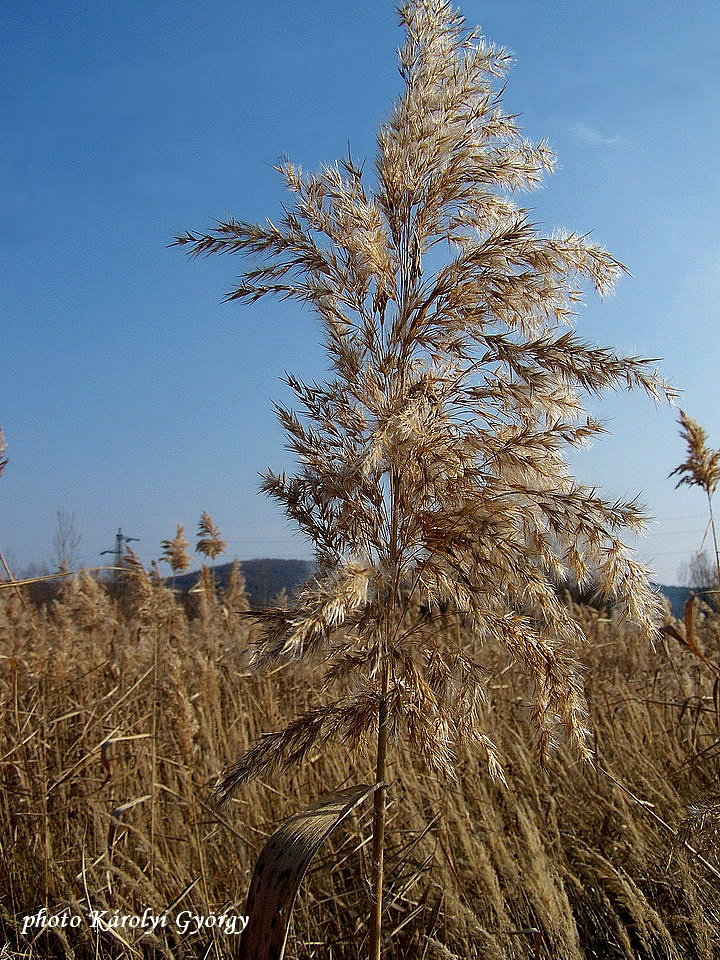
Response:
[177,2,673,955]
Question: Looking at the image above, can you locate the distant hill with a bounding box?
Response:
[173,561,698,619]
[654,583,703,618]
[173,558,316,608]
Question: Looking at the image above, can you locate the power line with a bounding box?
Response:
[639,549,711,558]
[647,513,708,523]
[643,528,706,538]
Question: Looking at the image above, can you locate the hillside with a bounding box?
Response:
[653,582,693,618]
[173,557,316,608]
[173,558,697,618]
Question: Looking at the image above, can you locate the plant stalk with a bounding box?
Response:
[707,491,720,590]
[370,464,398,960]
[369,661,389,960]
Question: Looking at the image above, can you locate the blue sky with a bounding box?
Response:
[1,0,719,585]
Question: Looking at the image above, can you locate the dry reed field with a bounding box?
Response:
[3,2,717,956]
[2,570,720,959]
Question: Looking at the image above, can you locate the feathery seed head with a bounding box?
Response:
[160,525,191,575]
[196,511,227,561]
[180,0,673,794]
[670,410,720,496]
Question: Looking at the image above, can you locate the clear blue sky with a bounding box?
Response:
[2,0,719,585]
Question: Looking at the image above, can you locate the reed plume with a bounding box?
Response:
[671,410,720,585]
[177,1,673,954]
[222,558,250,613]
[160,524,191,578]
[196,511,227,563]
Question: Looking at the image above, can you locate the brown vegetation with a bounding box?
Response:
[176,3,674,953]
[671,411,720,593]
[2,574,720,959]
[160,527,192,580]
[195,514,227,567]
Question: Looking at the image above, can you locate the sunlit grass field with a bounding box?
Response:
[1,568,719,959]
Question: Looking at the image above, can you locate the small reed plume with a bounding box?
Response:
[195,512,227,564]
[222,559,249,613]
[160,524,191,581]
[670,410,720,585]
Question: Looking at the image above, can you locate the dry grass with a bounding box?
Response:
[2,575,720,959]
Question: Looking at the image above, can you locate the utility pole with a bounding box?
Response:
[100,528,139,579]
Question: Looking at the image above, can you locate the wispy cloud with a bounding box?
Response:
[572,121,627,147]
